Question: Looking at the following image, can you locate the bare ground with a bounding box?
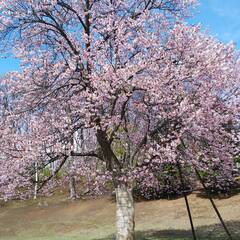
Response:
[0,192,240,240]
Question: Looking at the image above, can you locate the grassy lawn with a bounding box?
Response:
[0,229,237,240]
[1,193,240,240]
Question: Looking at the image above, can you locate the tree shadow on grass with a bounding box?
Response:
[94,221,240,240]
[195,187,240,200]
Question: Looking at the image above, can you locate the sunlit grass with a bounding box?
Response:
[1,193,239,240]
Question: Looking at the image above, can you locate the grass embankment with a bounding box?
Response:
[0,192,240,240]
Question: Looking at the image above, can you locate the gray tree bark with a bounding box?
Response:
[68,130,81,200]
[69,172,78,200]
[33,162,38,200]
[116,185,135,240]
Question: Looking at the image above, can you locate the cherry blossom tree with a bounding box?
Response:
[0,1,239,239]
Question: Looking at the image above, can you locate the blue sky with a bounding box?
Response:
[191,0,240,46]
[0,0,240,76]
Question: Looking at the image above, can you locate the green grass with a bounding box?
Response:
[1,224,238,240]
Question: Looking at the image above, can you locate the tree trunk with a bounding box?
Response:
[33,162,38,200]
[68,153,78,200]
[69,174,78,200]
[116,185,135,240]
